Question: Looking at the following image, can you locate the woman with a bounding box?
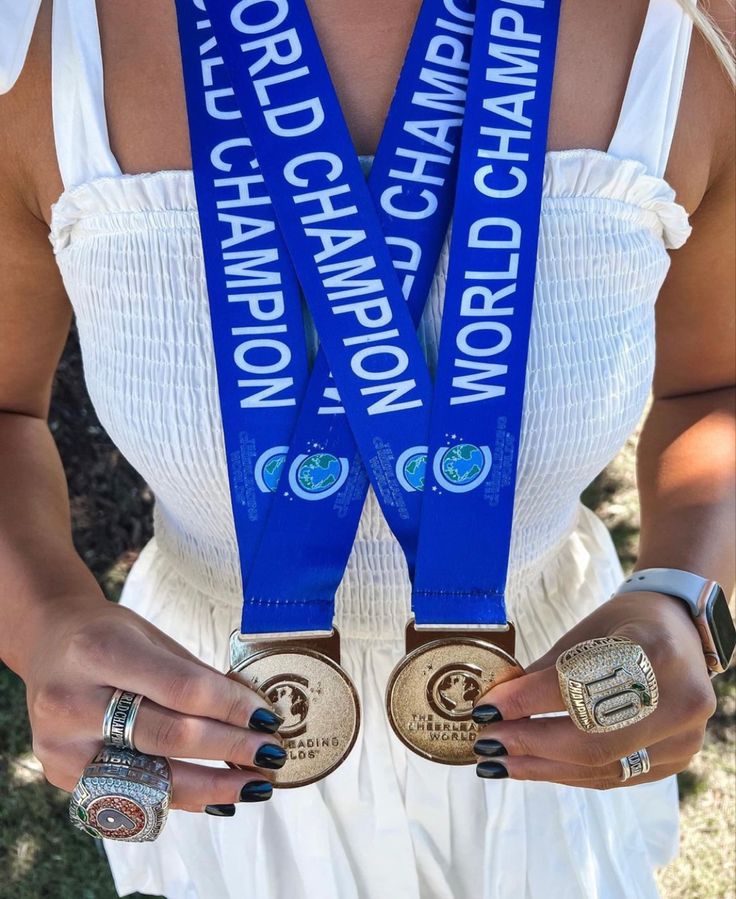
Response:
[0,0,734,897]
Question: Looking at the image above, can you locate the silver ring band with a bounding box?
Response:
[102,690,145,750]
[620,748,651,782]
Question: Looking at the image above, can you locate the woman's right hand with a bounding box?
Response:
[22,596,286,813]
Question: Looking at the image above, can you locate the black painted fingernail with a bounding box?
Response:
[476,761,509,779]
[254,743,287,770]
[249,708,284,734]
[472,704,503,725]
[240,781,273,802]
[205,804,236,817]
[474,738,507,758]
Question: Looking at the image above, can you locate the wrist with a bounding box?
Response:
[1,585,107,682]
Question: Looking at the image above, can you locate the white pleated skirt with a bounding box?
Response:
[105,504,679,899]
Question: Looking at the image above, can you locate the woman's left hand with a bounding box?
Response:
[472,591,718,788]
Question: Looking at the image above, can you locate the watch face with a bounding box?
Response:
[706,586,736,671]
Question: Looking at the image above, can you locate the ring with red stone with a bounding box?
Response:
[69,745,171,842]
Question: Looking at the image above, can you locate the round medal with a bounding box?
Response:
[386,638,522,764]
[230,646,360,788]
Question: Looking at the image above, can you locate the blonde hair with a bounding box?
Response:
[676,0,736,85]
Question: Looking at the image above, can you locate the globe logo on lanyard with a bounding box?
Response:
[254,445,289,494]
[288,451,350,500]
[395,446,428,492]
[297,453,343,493]
[433,443,493,493]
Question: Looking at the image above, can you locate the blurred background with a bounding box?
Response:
[0,328,733,899]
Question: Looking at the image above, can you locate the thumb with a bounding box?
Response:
[475,665,565,721]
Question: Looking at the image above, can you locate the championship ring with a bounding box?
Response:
[556,636,659,733]
[385,620,523,764]
[228,628,360,788]
[69,746,171,842]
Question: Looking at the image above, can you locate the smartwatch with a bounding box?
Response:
[615,568,736,675]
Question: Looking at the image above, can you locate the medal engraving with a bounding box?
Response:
[386,636,522,764]
[228,632,359,788]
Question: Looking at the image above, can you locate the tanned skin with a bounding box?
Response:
[0,0,733,806]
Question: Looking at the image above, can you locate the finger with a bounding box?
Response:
[474,666,565,721]
[169,760,274,812]
[475,726,701,772]
[474,712,704,768]
[94,634,282,733]
[132,699,287,770]
[478,756,688,791]
[41,747,275,812]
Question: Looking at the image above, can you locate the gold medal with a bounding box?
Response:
[228,629,360,788]
[385,621,523,764]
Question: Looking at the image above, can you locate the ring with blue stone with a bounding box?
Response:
[69,746,172,842]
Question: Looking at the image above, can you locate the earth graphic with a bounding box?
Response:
[267,682,310,734]
[403,452,427,490]
[297,453,342,494]
[441,444,484,486]
[435,671,482,716]
[262,453,286,492]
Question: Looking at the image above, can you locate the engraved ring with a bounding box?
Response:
[619,747,651,782]
[102,689,145,750]
[556,636,659,734]
[70,746,172,842]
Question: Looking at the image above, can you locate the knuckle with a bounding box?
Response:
[69,624,118,669]
[31,683,78,721]
[498,689,525,721]
[224,733,255,765]
[681,682,717,721]
[579,740,616,768]
[155,714,194,754]
[164,672,208,711]
[222,687,252,725]
[507,729,533,758]
[44,766,76,793]
[682,728,706,758]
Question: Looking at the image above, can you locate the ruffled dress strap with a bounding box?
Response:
[0,0,42,94]
[608,0,695,180]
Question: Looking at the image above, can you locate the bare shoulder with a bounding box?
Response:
[669,0,735,210]
[0,0,60,223]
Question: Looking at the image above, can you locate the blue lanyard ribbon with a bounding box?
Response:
[241,0,475,633]
[175,0,309,596]
[204,0,474,634]
[412,0,561,626]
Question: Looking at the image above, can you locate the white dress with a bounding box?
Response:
[1,1,697,896]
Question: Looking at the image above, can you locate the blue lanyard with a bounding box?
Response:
[412,0,561,626]
[175,0,309,596]
[177,0,473,634]
[205,0,475,635]
[241,0,475,634]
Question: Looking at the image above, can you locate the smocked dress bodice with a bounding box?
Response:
[47,150,690,631]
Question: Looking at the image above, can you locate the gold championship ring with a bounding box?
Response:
[556,636,659,734]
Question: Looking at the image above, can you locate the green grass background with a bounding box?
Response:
[0,332,733,899]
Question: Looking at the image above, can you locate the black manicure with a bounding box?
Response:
[474,738,507,758]
[249,708,284,734]
[254,743,288,770]
[205,804,236,817]
[476,761,509,779]
[472,704,503,725]
[240,781,273,802]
